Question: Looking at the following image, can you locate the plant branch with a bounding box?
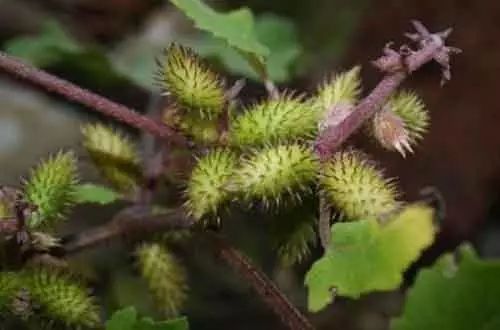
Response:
[58,208,314,330]
[60,206,193,255]
[314,20,459,250]
[314,21,459,160]
[0,51,187,145]
[210,234,314,330]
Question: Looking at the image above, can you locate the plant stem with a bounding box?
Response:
[314,22,453,160]
[61,206,193,254]
[210,234,315,330]
[314,20,457,248]
[0,52,187,145]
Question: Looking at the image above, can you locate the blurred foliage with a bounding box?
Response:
[106,306,188,330]
[4,21,129,89]
[391,244,500,330]
[195,13,301,82]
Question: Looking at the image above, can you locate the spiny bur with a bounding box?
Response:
[178,112,220,145]
[186,149,238,220]
[136,243,188,317]
[313,66,362,116]
[320,150,400,220]
[82,123,141,193]
[229,93,318,147]
[233,144,318,207]
[24,151,78,229]
[274,217,317,267]
[156,44,225,119]
[23,267,99,328]
[373,91,429,157]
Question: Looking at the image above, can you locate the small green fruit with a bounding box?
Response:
[313,66,362,115]
[156,44,225,119]
[81,123,141,193]
[320,150,399,220]
[136,243,188,316]
[23,267,99,328]
[24,151,78,229]
[233,144,318,207]
[185,149,238,220]
[229,94,318,148]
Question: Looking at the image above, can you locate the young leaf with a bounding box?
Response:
[170,0,269,58]
[73,183,121,205]
[106,306,189,330]
[391,244,500,330]
[305,204,436,312]
[106,306,138,330]
[135,316,189,330]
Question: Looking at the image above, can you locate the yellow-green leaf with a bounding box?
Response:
[305,204,436,312]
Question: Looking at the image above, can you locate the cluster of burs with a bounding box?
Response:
[0,43,430,328]
[160,44,429,223]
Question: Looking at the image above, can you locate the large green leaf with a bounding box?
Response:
[170,0,268,58]
[106,306,188,330]
[305,205,436,312]
[195,14,302,82]
[391,244,500,330]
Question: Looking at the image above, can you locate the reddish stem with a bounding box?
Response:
[0,52,187,145]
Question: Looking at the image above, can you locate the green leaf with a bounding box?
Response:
[106,307,189,330]
[5,20,82,67]
[136,317,189,330]
[305,204,436,312]
[106,306,138,330]
[391,244,500,330]
[195,14,301,82]
[73,183,121,205]
[170,0,268,57]
[4,20,131,88]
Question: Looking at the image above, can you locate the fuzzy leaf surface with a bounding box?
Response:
[391,244,500,330]
[305,205,435,312]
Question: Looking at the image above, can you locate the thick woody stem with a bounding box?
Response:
[0,52,187,145]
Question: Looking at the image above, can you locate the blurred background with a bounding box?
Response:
[1,0,499,329]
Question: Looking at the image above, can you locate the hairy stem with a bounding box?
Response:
[210,234,314,330]
[314,24,448,160]
[61,206,193,254]
[0,52,186,145]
